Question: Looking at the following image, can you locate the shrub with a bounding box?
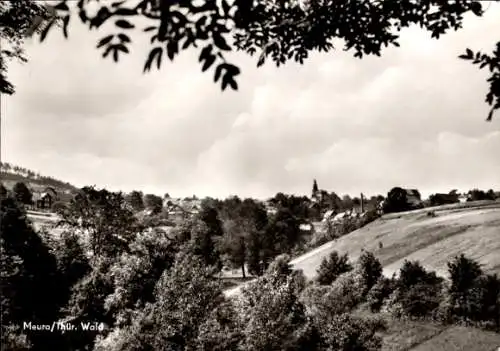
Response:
[51,201,68,213]
[398,282,444,318]
[366,277,397,312]
[317,313,386,351]
[392,260,444,319]
[315,251,352,285]
[357,250,383,295]
[237,255,315,351]
[447,254,483,320]
[303,271,366,319]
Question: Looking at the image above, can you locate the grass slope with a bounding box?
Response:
[226,201,500,296]
[408,325,500,351]
[291,202,500,279]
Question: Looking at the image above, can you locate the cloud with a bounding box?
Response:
[3,4,500,199]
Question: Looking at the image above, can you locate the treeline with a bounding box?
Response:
[0,162,76,191]
[2,186,499,351]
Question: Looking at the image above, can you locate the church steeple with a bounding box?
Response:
[312,179,319,199]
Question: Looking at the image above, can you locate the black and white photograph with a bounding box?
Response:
[1,0,500,350]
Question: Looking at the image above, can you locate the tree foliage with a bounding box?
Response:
[110,251,224,350]
[315,250,352,285]
[383,187,412,213]
[125,190,144,212]
[0,0,494,119]
[12,181,32,205]
[1,197,66,349]
[143,193,162,214]
[459,42,500,121]
[56,186,140,259]
[0,0,50,94]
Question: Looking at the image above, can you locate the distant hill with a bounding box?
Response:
[0,162,79,194]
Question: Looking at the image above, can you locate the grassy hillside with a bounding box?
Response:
[291,201,500,279]
[226,200,500,297]
[1,162,78,194]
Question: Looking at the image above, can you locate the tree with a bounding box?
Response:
[0,0,50,94]
[109,252,224,351]
[342,195,354,210]
[383,187,411,213]
[57,186,140,259]
[125,190,144,212]
[393,260,444,318]
[2,0,495,120]
[357,250,383,295]
[315,251,352,285]
[447,254,483,320]
[1,197,66,349]
[12,182,32,205]
[0,182,8,199]
[236,255,315,351]
[142,193,162,214]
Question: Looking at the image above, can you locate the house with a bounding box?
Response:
[299,223,313,233]
[322,209,336,222]
[429,192,460,206]
[458,194,468,203]
[32,191,55,209]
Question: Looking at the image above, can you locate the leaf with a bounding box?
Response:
[116,44,129,53]
[199,45,213,63]
[62,15,70,38]
[115,19,135,29]
[102,46,113,58]
[214,64,223,82]
[144,26,156,32]
[202,54,216,72]
[78,10,87,23]
[213,33,231,51]
[115,8,137,16]
[111,0,127,7]
[228,77,238,90]
[97,35,114,49]
[166,41,178,61]
[182,37,193,50]
[144,47,163,72]
[221,73,237,91]
[257,53,265,67]
[223,63,240,76]
[40,19,55,42]
[55,1,70,11]
[466,48,473,57]
[470,2,483,16]
[113,48,119,62]
[118,34,131,43]
[486,109,493,122]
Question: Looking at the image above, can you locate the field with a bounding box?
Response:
[376,316,500,351]
[292,201,500,279]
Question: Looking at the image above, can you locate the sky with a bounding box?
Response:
[2,3,500,200]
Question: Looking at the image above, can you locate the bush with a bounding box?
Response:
[51,201,68,213]
[398,282,444,318]
[317,313,386,351]
[303,271,365,319]
[357,250,383,295]
[366,277,397,312]
[315,251,352,285]
[447,254,483,320]
[391,260,444,319]
[237,256,315,351]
